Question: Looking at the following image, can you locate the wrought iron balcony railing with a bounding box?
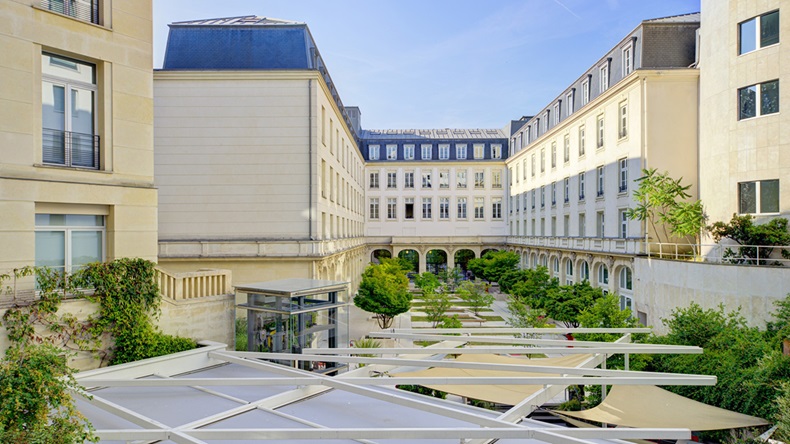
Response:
[41,0,100,24]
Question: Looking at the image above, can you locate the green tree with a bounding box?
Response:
[467,250,520,283]
[0,344,96,443]
[626,168,706,250]
[422,289,453,328]
[354,259,411,329]
[541,281,604,328]
[708,214,790,265]
[437,267,463,291]
[508,266,559,309]
[413,272,440,294]
[776,381,790,443]
[457,281,494,316]
[454,250,476,272]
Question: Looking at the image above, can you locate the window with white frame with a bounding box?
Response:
[474,197,485,219]
[543,112,550,132]
[566,91,574,116]
[422,197,432,219]
[404,171,414,188]
[369,172,379,189]
[439,144,450,160]
[619,267,633,310]
[551,142,557,168]
[540,148,545,172]
[578,125,586,156]
[492,197,502,220]
[739,179,780,214]
[618,101,628,138]
[531,154,536,177]
[457,197,467,219]
[582,77,590,105]
[738,80,779,119]
[403,144,415,160]
[439,170,449,188]
[473,144,485,159]
[598,264,609,289]
[622,43,633,76]
[492,170,502,189]
[739,10,779,55]
[564,177,570,203]
[514,134,522,152]
[579,212,586,237]
[551,182,557,206]
[531,189,536,209]
[523,159,528,180]
[369,199,379,219]
[386,144,397,160]
[619,209,628,238]
[580,261,590,281]
[596,165,604,197]
[387,198,397,219]
[578,172,586,200]
[35,214,105,274]
[596,210,605,238]
[42,53,99,169]
[599,63,609,93]
[404,198,414,220]
[597,115,605,148]
[474,170,485,189]
[387,171,397,189]
[439,197,449,219]
[457,170,467,189]
[554,103,560,125]
[421,144,432,160]
[563,134,570,163]
[540,185,545,208]
[491,144,502,159]
[456,144,467,159]
[422,171,432,189]
[552,257,560,276]
[565,259,574,285]
[368,145,380,160]
[619,158,628,192]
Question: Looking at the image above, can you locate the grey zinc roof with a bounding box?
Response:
[171,15,303,26]
[644,12,700,24]
[360,128,507,140]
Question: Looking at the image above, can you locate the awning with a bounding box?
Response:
[555,385,771,431]
[394,353,594,406]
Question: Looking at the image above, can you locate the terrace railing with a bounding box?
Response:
[155,268,232,300]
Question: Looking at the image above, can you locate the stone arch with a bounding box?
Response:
[454,249,476,272]
[593,261,610,292]
[426,249,448,275]
[577,258,590,282]
[370,248,392,264]
[397,249,420,274]
[480,248,499,258]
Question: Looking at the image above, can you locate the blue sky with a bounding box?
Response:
[153,0,700,130]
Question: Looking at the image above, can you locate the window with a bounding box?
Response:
[404,171,414,189]
[578,125,586,156]
[369,198,380,219]
[531,154,536,177]
[531,189,536,209]
[422,171,432,189]
[492,198,502,219]
[597,115,605,148]
[619,158,628,192]
[596,210,605,238]
[551,142,557,168]
[566,91,574,116]
[35,214,104,274]
[564,177,570,203]
[598,265,609,288]
[619,267,632,292]
[421,144,432,160]
[42,53,98,169]
[564,215,570,235]
[404,144,415,160]
[580,261,590,281]
[369,172,379,189]
[563,135,570,163]
[581,77,590,105]
[457,197,467,219]
[492,170,502,189]
[42,0,100,24]
[439,170,449,188]
[491,144,502,159]
[622,43,633,76]
[552,257,560,276]
[387,198,397,219]
[474,170,485,189]
[579,213,586,237]
[386,144,397,160]
[739,179,780,214]
[474,144,485,159]
[439,197,449,219]
[739,80,779,119]
[543,112,550,132]
[551,182,557,206]
[565,259,574,285]
[599,63,609,93]
[368,145,380,160]
[540,186,545,208]
[523,159,528,180]
[422,197,432,219]
[553,103,560,125]
[474,197,485,219]
[597,165,605,197]
[457,170,467,189]
[387,172,397,189]
[578,172,586,200]
[619,209,628,238]
[439,144,450,160]
[540,148,545,172]
[618,102,628,138]
[456,144,467,159]
[739,10,779,55]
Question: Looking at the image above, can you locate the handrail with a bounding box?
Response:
[646,242,790,266]
[155,268,232,300]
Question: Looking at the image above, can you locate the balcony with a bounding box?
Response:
[40,0,100,25]
[43,128,100,169]
[506,235,642,255]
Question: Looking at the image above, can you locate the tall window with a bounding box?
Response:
[551,142,557,168]
[439,144,450,160]
[596,211,605,238]
[540,186,545,208]
[492,170,502,189]
[578,172,586,200]
[35,214,104,274]
[473,144,485,159]
[598,264,609,289]
[553,103,560,125]
[456,144,467,159]
[42,53,98,169]
[387,172,397,189]
[581,78,590,105]
[474,197,485,219]
[474,170,485,189]
[421,144,432,160]
[457,197,467,219]
[492,198,502,219]
[522,159,528,180]
[597,115,605,148]
[422,171,432,189]
[739,10,780,55]
[619,158,628,192]
[422,197,432,219]
[439,170,449,188]
[739,179,779,214]
[619,209,628,238]
[599,63,609,93]
[597,165,605,197]
[565,259,574,285]
[619,267,632,293]
[551,182,557,206]
[439,197,449,219]
[369,199,379,219]
[386,144,397,160]
[739,80,779,119]
[564,177,570,203]
[552,257,559,276]
[563,135,570,163]
[540,148,545,172]
[403,144,415,160]
[491,144,502,159]
[369,172,379,189]
[531,189,536,209]
[387,198,397,219]
[622,43,633,76]
[457,170,467,189]
[531,154,536,177]
[368,145,380,160]
[566,91,574,116]
[618,102,628,138]
[579,261,590,281]
[404,171,414,189]
[578,125,586,156]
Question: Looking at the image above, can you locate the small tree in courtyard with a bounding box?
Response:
[422,289,453,328]
[467,250,519,283]
[457,281,494,316]
[354,259,411,329]
[413,272,440,294]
